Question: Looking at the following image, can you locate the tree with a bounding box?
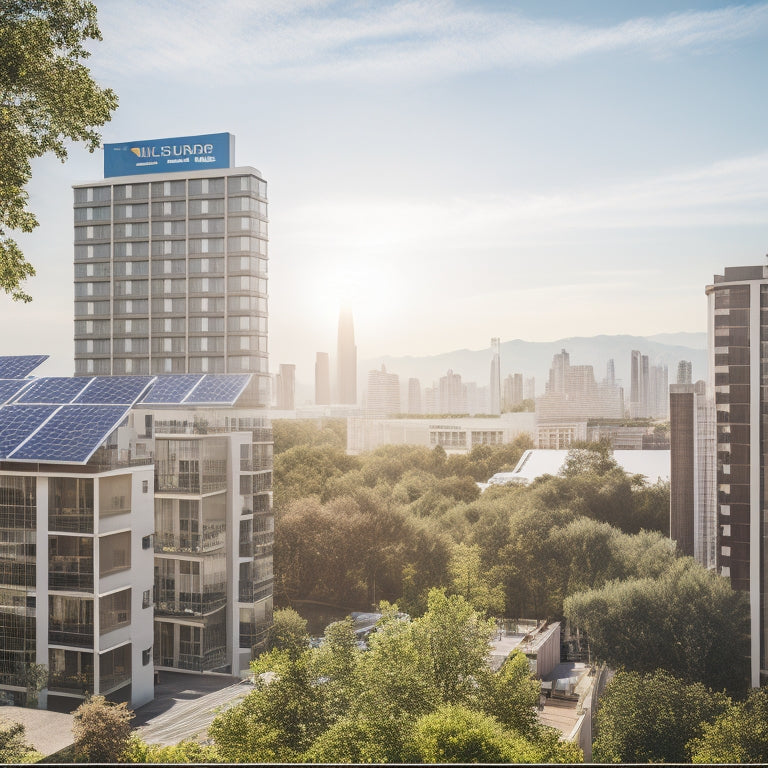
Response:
[564,558,750,693]
[0,0,118,300]
[448,542,505,615]
[479,651,541,737]
[124,735,221,763]
[0,720,40,763]
[72,695,133,763]
[266,607,309,659]
[688,686,768,764]
[592,670,730,764]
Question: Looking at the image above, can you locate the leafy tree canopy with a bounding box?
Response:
[0,0,117,300]
[72,695,133,763]
[592,669,730,764]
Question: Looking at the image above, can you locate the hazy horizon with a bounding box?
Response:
[3,0,767,381]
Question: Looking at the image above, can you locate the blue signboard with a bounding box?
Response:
[104,132,234,177]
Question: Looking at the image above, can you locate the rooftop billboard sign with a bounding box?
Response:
[104,132,234,177]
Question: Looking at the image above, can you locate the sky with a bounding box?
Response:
[4,0,768,382]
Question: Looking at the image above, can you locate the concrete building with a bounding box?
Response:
[347,413,535,455]
[366,365,400,416]
[536,349,624,446]
[0,361,273,712]
[70,134,273,686]
[705,263,768,687]
[274,363,295,410]
[407,378,421,414]
[336,310,357,405]
[439,370,466,414]
[73,132,268,392]
[669,380,716,567]
[489,338,501,415]
[503,373,524,410]
[315,352,330,406]
[677,360,693,385]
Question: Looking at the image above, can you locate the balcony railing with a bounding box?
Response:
[154,588,226,617]
[100,667,131,692]
[48,671,93,695]
[49,559,94,592]
[48,511,94,534]
[49,626,94,648]
[155,526,226,554]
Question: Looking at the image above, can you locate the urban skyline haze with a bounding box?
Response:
[3,0,768,379]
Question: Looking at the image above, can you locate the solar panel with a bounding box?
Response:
[0,405,59,458]
[140,374,203,404]
[9,405,131,464]
[0,380,33,405]
[73,376,155,405]
[183,374,251,404]
[13,377,93,405]
[0,355,49,379]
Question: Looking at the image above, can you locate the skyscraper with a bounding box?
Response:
[73,133,268,396]
[677,360,693,385]
[704,263,768,687]
[71,133,273,683]
[315,352,330,405]
[489,338,501,415]
[366,365,400,416]
[408,378,422,414]
[336,309,357,405]
[275,363,296,410]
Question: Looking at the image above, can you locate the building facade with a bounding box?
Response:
[336,310,357,405]
[366,366,400,416]
[705,264,768,687]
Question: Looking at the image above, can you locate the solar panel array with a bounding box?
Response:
[0,355,49,379]
[0,370,252,464]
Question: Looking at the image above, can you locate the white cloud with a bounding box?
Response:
[93,1,768,82]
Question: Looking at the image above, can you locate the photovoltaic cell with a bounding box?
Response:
[0,355,49,379]
[140,374,203,404]
[0,380,33,404]
[13,377,93,405]
[73,376,155,405]
[183,374,251,404]
[0,405,59,458]
[9,405,131,463]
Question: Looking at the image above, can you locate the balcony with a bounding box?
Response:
[49,558,94,592]
[155,526,226,554]
[100,667,131,693]
[48,510,94,534]
[48,671,93,695]
[154,587,226,617]
[49,625,94,648]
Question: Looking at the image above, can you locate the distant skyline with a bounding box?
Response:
[3,0,768,379]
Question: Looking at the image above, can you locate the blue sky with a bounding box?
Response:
[5,0,768,380]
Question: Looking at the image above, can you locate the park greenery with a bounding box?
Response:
[209,592,583,763]
[0,0,117,300]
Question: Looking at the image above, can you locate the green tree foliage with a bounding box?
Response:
[272,418,345,454]
[592,670,730,764]
[688,686,768,764]
[124,735,221,763]
[448,542,505,615]
[72,695,133,763]
[0,0,118,300]
[0,720,40,763]
[411,704,539,763]
[210,591,579,763]
[564,558,750,694]
[266,607,309,659]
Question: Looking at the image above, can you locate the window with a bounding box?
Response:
[142,480,149,493]
[142,589,151,608]
[142,535,152,550]
[142,648,151,666]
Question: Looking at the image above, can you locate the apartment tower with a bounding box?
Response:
[71,133,273,680]
[706,263,768,687]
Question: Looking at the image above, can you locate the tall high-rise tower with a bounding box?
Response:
[704,263,768,687]
[315,352,330,405]
[489,337,501,415]
[336,309,357,405]
[71,133,273,680]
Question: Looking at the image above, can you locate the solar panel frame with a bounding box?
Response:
[0,404,60,458]
[8,404,132,464]
[139,374,204,404]
[12,377,93,405]
[182,374,251,405]
[73,375,156,405]
[0,355,49,379]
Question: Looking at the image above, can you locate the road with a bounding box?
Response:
[133,673,251,746]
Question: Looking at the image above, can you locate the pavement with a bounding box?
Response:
[132,671,252,745]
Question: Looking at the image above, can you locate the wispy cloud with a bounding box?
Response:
[94,1,768,82]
